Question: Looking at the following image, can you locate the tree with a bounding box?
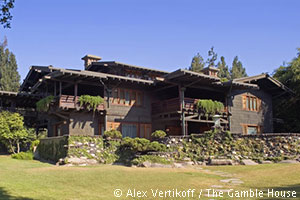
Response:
[273,48,300,132]
[0,38,20,92]
[189,53,205,72]
[207,46,217,67]
[230,56,247,79]
[0,0,15,28]
[217,56,231,80]
[0,111,29,154]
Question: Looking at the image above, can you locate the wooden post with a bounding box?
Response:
[104,113,107,132]
[74,83,78,97]
[179,86,186,136]
[54,81,56,96]
[59,81,62,96]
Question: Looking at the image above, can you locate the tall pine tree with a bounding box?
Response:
[206,46,217,67]
[189,53,205,72]
[0,39,20,92]
[230,56,247,79]
[217,56,231,80]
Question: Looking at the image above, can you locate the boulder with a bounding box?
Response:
[209,159,235,165]
[241,159,258,165]
[141,161,152,168]
[279,160,299,164]
[150,163,172,168]
[260,161,273,164]
[173,163,184,168]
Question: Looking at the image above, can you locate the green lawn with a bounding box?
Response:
[0,155,299,200]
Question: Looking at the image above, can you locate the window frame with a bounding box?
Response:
[242,94,261,112]
[111,88,144,107]
[241,123,262,135]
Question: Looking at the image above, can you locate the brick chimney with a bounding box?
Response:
[201,66,219,78]
[81,55,102,69]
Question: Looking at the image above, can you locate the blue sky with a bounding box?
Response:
[1,0,300,81]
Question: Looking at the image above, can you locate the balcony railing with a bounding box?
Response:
[152,97,227,115]
[58,95,105,111]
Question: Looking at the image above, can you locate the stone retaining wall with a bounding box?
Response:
[36,133,300,166]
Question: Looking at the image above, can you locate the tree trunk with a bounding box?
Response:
[17,140,20,153]
[8,140,15,154]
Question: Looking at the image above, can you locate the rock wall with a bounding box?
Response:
[37,133,300,166]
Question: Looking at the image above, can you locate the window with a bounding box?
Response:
[131,91,136,105]
[107,122,121,131]
[242,124,262,135]
[242,95,261,111]
[122,123,137,138]
[112,89,119,104]
[140,124,152,139]
[119,89,125,105]
[125,90,130,105]
[111,88,144,107]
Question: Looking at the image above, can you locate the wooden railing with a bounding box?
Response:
[152,97,227,115]
[58,95,105,111]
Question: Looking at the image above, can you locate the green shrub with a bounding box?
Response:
[36,96,54,112]
[121,137,151,152]
[78,95,104,111]
[148,141,166,152]
[11,152,34,160]
[103,130,122,139]
[131,155,172,165]
[151,130,167,139]
[121,137,166,153]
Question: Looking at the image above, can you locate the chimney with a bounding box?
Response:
[81,55,102,69]
[201,66,219,78]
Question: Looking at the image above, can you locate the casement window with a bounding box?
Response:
[107,122,121,131]
[242,95,261,111]
[122,123,138,138]
[111,88,144,106]
[106,122,151,139]
[139,124,152,139]
[241,124,262,135]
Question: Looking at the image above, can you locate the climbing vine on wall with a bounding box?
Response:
[36,96,54,112]
[196,99,224,115]
[78,95,104,111]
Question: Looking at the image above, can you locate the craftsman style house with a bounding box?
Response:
[0,55,292,138]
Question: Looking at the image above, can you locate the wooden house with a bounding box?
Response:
[0,55,293,137]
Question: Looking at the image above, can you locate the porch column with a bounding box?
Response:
[74,83,78,97]
[59,81,62,96]
[54,81,57,96]
[179,86,186,136]
[104,113,107,132]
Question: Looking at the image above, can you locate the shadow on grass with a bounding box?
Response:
[0,187,34,200]
[262,184,300,199]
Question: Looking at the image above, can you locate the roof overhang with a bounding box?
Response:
[87,61,169,74]
[233,73,294,96]
[31,68,154,92]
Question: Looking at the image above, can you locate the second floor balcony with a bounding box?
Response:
[58,95,105,111]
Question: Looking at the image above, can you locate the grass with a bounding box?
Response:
[0,155,299,200]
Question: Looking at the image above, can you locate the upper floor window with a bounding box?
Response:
[111,88,143,106]
[242,95,261,112]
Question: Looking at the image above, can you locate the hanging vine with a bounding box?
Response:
[78,95,104,111]
[36,96,54,112]
[196,99,224,115]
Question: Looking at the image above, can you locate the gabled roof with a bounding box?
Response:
[20,65,61,92]
[87,61,169,74]
[233,73,294,96]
